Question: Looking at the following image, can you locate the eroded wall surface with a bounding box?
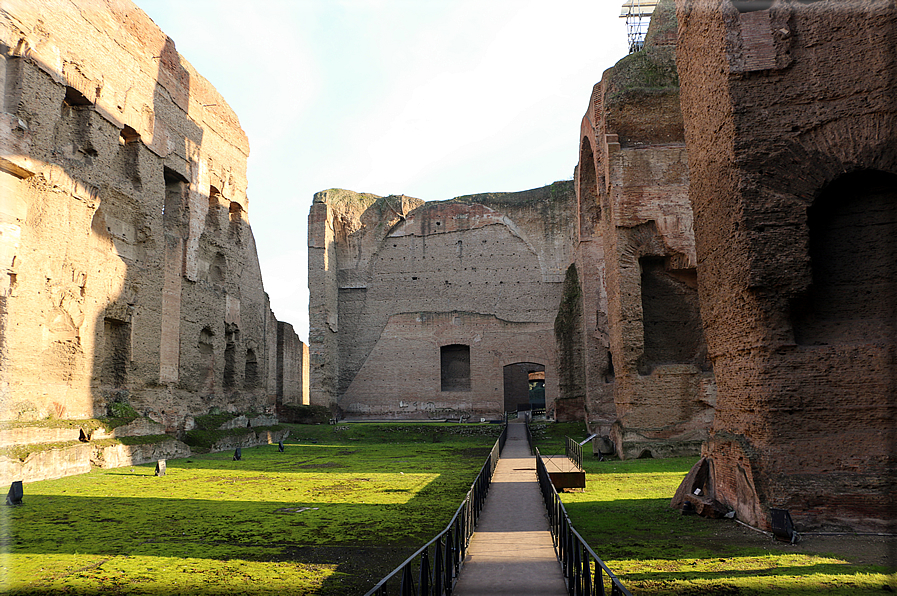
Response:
[575,0,715,458]
[0,0,306,432]
[277,321,308,406]
[308,185,576,419]
[676,0,896,531]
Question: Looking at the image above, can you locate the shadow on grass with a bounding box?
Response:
[134,441,489,475]
[6,438,497,595]
[8,490,457,595]
[619,560,884,581]
[7,543,417,596]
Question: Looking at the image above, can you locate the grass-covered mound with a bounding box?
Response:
[6,422,503,595]
[182,411,285,452]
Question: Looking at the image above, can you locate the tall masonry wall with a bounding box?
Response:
[574,0,715,459]
[308,185,577,420]
[0,0,307,438]
[675,0,897,531]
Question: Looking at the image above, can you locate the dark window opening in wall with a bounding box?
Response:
[604,350,615,383]
[60,86,96,158]
[244,349,259,388]
[228,201,242,242]
[223,325,238,389]
[441,344,471,392]
[793,170,897,345]
[638,256,705,374]
[116,125,141,190]
[63,86,92,107]
[198,327,215,392]
[119,125,140,144]
[578,137,600,239]
[100,318,130,387]
[229,201,242,223]
[163,167,188,234]
[206,185,221,231]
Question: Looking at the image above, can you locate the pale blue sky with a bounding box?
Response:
[135,1,631,341]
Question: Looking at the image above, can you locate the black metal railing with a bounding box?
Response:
[535,447,632,596]
[364,423,508,596]
[565,435,583,471]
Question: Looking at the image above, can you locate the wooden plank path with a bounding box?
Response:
[452,420,567,595]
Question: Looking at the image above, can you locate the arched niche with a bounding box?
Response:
[792,170,897,345]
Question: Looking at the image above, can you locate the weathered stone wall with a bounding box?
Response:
[676,0,897,531]
[277,321,309,406]
[0,1,307,438]
[308,184,576,419]
[575,0,715,458]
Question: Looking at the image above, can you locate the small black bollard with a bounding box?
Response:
[278,441,284,452]
[6,481,23,506]
[155,459,166,477]
[233,448,242,461]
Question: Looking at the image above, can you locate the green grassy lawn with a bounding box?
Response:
[2,423,502,595]
[532,423,895,595]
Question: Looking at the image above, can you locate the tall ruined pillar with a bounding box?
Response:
[307,194,339,408]
[576,0,714,459]
[676,0,897,531]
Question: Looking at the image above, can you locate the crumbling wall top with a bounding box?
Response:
[597,0,683,146]
[0,1,248,158]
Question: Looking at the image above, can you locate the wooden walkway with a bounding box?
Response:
[452,420,567,595]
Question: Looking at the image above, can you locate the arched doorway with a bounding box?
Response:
[503,362,545,413]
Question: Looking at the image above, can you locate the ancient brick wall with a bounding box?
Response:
[0,1,306,433]
[277,321,309,406]
[676,0,896,531]
[574,0,715,458]
[307,184,576,419]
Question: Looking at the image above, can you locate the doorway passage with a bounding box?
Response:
[503,362,545,413]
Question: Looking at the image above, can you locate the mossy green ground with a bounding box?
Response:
[532,422,896,595]
[3,423,502,595]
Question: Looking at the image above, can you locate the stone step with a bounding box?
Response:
[0,425,291,485]
[0,425,82,447]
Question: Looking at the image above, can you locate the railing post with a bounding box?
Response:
[434,539,444,595]
[419,548,430,596]
[444,532,454,591]
[566,523,576,595]
[400,563,414,596]
[564,516,576,594]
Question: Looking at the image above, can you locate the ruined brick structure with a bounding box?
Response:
[573,0,715,458]
[306,2,716,460]
[0,0,307,455]
[308,186,576,420]
[675,0,896,531]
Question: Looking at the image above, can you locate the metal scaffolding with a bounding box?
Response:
[620,0,659,53]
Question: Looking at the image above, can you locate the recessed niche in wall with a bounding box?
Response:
[793,170,897,345]
[441,344,471,392]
